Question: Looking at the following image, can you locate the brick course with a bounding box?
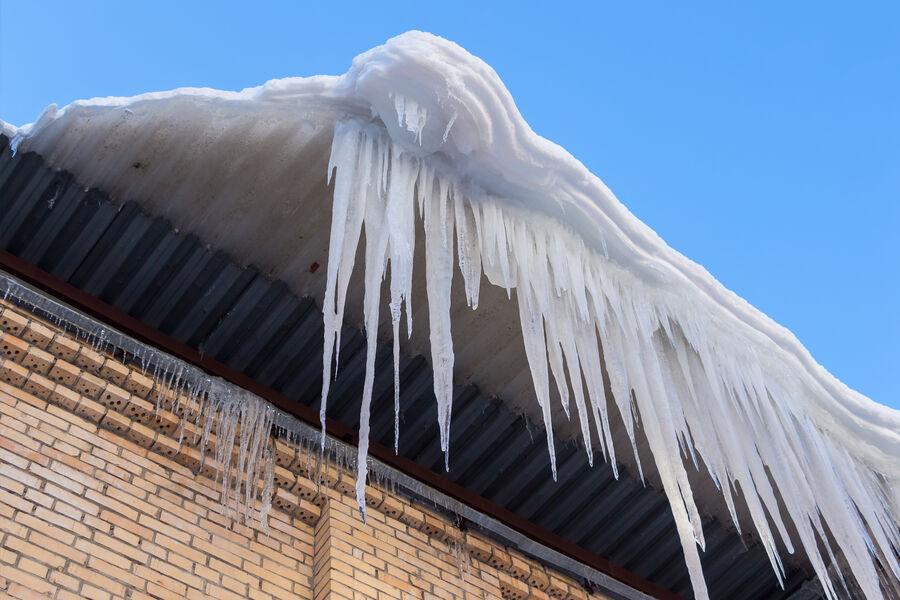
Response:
[0,300,606,600]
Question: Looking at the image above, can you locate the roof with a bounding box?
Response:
[3,31,897,600]
[1,133,824,599]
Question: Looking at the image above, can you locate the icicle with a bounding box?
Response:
[352,130,396,516]
[386,149,418,458]
[551,295,595,466]
[423,171,456,470]
[574,321,616,470]
[320,121,367,446]
[543,316,570,421]
[393,325,401,454]
[515,276,557,480]
[453,194,482,309]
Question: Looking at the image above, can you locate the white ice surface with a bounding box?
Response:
[8,31,899,600]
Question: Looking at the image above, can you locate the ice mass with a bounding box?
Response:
[6,31,899,600]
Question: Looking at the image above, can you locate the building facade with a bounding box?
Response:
[0,296,611,600]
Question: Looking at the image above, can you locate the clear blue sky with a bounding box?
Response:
[1,2,897,408]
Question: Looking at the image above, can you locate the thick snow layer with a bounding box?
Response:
[9,31,899,599]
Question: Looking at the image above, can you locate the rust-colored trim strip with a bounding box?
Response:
[0,248,680,600]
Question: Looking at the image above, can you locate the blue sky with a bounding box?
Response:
[1,2,897,408]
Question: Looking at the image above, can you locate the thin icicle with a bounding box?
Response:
[393,323,401,454]
[354,135,393,516]
[453,194,482,309]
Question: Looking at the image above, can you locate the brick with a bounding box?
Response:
[73,370,106,399]
[47,384,80,412]
[222,573,249,595]
[0,493,33,517]
[23,488,52,510]
[98,359,129,387]
[19,347,54,376]
[173,444,202,472]
[94,469,145,502]
[84,557,143,592]
[156,533,207,565]
[0,309,28,335]
[49,569,81,591]
[73,537,136,571]
[84,488,140,521]
[508,551,532,580]
[67,563,127,596]
[123,371,154,399]
[73,395,107,422]
[0,464,40,490]
[48,458,100,491]
[147,409,180,438]
[0,567,57,597]
[27,462,84,495]
[96,383,130,410]
[192,537,241,568]
[4,535,65,569]
[46,335,79,362]
[146,583,188,600]
[28,530,88,564]
[100,509,154,540]
[73,346,105,374]
[135,564,189,596]
[20,320,54,349]
[81,585,112,600]
[151,433,181,459]
[0,475,26,504]
[17,556,48,579]
[93,530,150,564]
[206,585,247,600]
[138,514,191,545]
[0,334,28,362]
[140,539,167,562]
[100,409,132,436]
[149,557,204,589]
[0,514,28,539]
[47,360,80,388]
[21,372,54,400]
[0,360,28,387]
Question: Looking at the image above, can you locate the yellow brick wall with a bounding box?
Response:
[0,300,607,600]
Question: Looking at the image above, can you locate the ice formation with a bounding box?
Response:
[315,33,899,600]
[319,117,900,600]
[2,274,385,534]
[8,31,899,600]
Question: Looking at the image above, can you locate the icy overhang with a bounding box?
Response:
[5,31,898,600]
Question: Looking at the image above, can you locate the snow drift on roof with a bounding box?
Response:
[8,31,899,600]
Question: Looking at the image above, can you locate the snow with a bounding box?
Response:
[8,31,899,599]
[0,119,17,142]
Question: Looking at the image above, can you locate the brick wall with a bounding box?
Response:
[0,299,608,600]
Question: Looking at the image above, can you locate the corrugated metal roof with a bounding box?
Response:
[0,134,823,599]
